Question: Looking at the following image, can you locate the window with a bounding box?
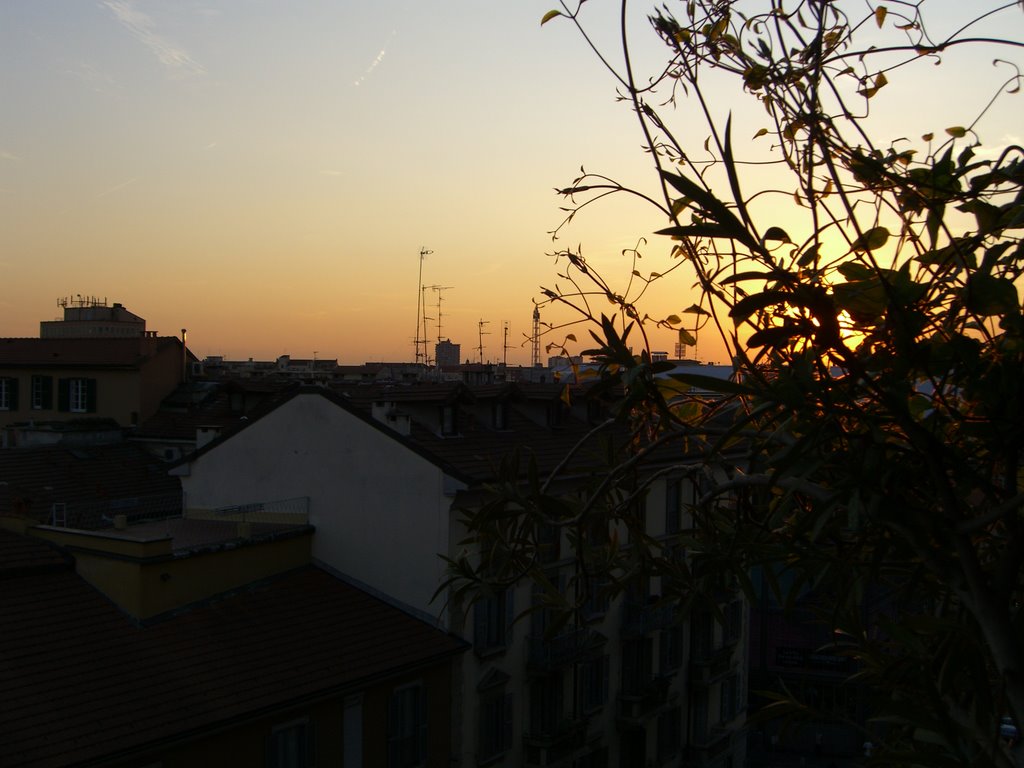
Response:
[575,747,608,768]
[720,673,742,723]
[0,378,17,411]
[58,378,96,413]
[492,402,508,430]
[31,375,52,410]
[388,683,427,768]
[692,611,713,660]
[660,625,683,672]
[578,654,609,713]
[581,575,610,621]
[267,718,314,768]
[665,479,682,535]
[621,637,653,696]
[657,706,682,762]
[692,690,709,743]
[725,600,743,645]
[440,405,457,435]
[474,588,513,654]
[478,689,513,762]
[529,672,564,737]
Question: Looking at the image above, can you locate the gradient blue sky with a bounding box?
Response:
[1,2,1020,365]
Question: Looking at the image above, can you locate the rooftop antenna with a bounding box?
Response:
[531,305,541,368]
[431,285,454,344]
[413,247,432,364]
[477,319,490,364]
[502,321,510,367]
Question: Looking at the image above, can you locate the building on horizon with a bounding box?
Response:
[40,296,147,339]
[435,339,461,368]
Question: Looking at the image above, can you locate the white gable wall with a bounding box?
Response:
[179,393,453,623]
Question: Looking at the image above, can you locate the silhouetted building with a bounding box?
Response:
[40,297,146,338]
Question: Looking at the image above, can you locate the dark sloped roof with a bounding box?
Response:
[177,381,659,487]
[0,443,181,526]
[0,528,70,578]
[0,337,189,369]
[0,551,464,768]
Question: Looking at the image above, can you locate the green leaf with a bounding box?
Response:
[541,9,562,25]
[752,127,769,139]
[849,226,889,252]
[875,6,887,28]
[671,373,756,396]
[682,304,711,316]
[665,314,682,325]
[945,126,967,138]
[837,262,874,281]
[762,226,791,243]
[678,328,697,346]
[729,290,789,321]
[748,325,803,348]
[796,244,820,267]
[962,275,1019,315]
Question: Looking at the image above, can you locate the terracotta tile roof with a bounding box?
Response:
[0,548,465,768]
[0,528,70,577]
[0,443,181,527]
[0,337,187,369]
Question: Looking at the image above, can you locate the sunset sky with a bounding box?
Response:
[2,2,1020,366]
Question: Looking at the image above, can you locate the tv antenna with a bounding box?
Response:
[431,285,454,344]
[502,321,510,367]
[413,247,432,364]
[477,319,491,364]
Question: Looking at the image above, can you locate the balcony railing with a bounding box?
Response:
[523,717,588,766]
[621,599,678,637]
[690,643,737,685]
[185,496,310,526]
[526,628,604,672]
[617,674,673,723]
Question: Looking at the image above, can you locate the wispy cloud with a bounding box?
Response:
[0,150,19,162]
[102,1,204,76]
[353,30,396,87]
[96,177,139,198]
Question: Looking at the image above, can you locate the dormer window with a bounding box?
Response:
[441,404,458,436]
[492,402,508,430]
[546,400,565,428]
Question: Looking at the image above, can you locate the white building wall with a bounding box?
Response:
[178,393,454,624]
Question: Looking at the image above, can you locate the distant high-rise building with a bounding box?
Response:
[41,297,146,339]
[435,339,460,368]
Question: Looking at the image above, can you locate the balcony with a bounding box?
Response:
[523,717,588,766]
[526,628,605,672]
[616,675,673,724]
[690,643,736,686]
[621,599,678,637]
[689,725,734,764]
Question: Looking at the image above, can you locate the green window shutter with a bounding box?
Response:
[85,379,97,413]
[58,378,70,412]
[42,376,53,409]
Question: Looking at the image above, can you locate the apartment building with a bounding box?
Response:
[171,381,748,767]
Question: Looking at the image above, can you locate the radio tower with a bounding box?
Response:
[502,321,510,367]
[531,306,541,368]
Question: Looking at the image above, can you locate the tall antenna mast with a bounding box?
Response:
[432,286,453,344]
[502,321,510,367]
[531,306,541,367]
[477,319,490,364]
[413,247,432,364]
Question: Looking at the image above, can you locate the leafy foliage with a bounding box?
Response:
[448,2,1024,765]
